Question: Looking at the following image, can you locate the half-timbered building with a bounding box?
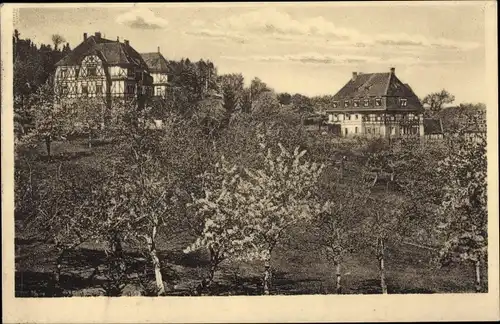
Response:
[54,32,153,123]
[140,48,171,98]
[326,67,425,138]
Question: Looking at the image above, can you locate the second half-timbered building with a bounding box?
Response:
[54,32,153,124]
[140,48,171,98]
[326,67,425,138]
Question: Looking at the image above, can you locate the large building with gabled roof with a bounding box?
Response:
[53,31,154,123]
[326,67,425,138]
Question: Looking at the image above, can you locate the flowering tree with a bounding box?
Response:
[114,114,176,296]
[23,83,72,159]
[183,156,248,293]
[70,98,105,148]
[437,135,487,292]
[360,194,406,294]
[20,162,109,295]
[235,142,325,295]
[314,181,370,294]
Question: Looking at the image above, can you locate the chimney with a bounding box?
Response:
[352,72,358,81]
[95,32,101,39]
[390,67,395,75]
[83,33,88,41]
[117,36,120,42]
[124,39,129,46]
[157,46,160,53]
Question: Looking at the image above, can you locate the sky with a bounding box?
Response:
[14,3,488,104]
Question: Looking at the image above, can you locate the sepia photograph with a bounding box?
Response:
[1,1,499,323]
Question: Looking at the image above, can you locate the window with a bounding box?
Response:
[401,98,408,107]
[344,100,350,108]
[61,85,69,95]
[363,99,369,107]
[375,98,382,106]
[355,127,358,134]
[345,128,348,135]
[128,68,135,78]
[353,100,359,107]
[367,128,371,134]
[346,114,351,121]
[355,114,359,120]
[81,85,89,95]
[333,101,338,108]
[60,69,67,78]
[87,67,97,77]
[127,84,136,94]
[96,84,103,94]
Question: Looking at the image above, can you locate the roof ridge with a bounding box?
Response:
[383,72,392,96]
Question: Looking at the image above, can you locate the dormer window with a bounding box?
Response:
[401,98,408,107]
[353,100,359,107]
[363,99,369,107]
[344,100,350,107]
[375,98,382,106]
[333,101,338,108]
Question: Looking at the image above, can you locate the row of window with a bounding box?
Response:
[330,113,419,122]
[343,125,420,136]
[59,84,153,96]
[332,98,408,108]
[59,67,148,79]
[59,66,99,78]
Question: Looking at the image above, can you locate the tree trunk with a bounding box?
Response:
[107,232,126,296]
[147,225,165,296]
[52,246,65,296]
[475,260,482,292]
[263,261,272,295]
[45,136,51,159]
[208,247,219,286]
[150,248,165,296]
[88,130,92,149]
[335,261,342,294]
[379,239,388,294]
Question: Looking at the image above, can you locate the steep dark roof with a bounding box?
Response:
[330,70,423,112]
[334,73,391,99]
[55,35,149,71]
[140,52,170,73]
[334,72,419,100]
[423,118,443,134]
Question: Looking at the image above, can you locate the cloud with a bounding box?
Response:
[221,52,465,66]
[185,29,247,44]
[372,33,481,50]
[187,8,481,51]
[221,52,379,65]
[116,8,168,29]
[212,8,359,41]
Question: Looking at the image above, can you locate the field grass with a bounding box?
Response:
[14,137,486,297]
